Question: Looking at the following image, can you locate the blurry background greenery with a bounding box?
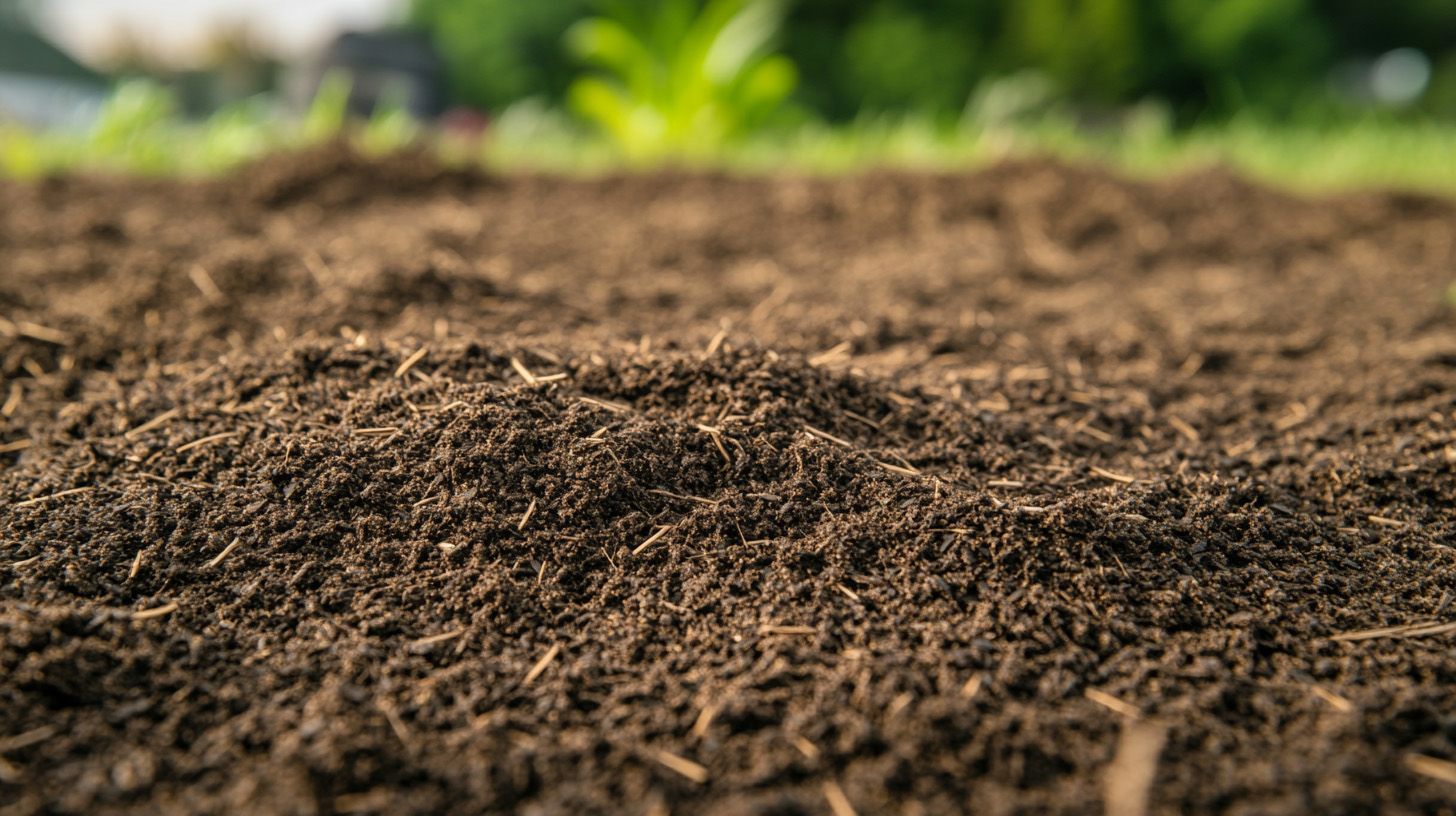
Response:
[2,0,1455,189]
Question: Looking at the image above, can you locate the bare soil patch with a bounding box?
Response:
[3,148,1456,814]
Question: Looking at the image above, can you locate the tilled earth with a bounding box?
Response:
[3,148,1456,815]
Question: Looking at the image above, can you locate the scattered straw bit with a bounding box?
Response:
[409,629,466,651]
[523,643,561,685]
[808,342,852,367]
[354,426,400,438]
[759,624,817,637]
[1085,688,1141,719]
[1103,720,1168,816]
[1090,466,1137,484]
[647,488,720,507]
[960,674,984,700]
[124,408,180,439]
[877,460,920,476]
[187,264,226,303]
[132,602,179,621]
[1368,515,1407,529]
[578,395,632,413]
[128,550,143,580]
[691,704,719,738]
[1167,416,1201,442]
[986,479,1026,488]
[1329,620,1456,642]
[791,735,821,760]
[803,425,853,448]
[632,526,672,556]
[1405,753,1456,785]
[2,383,20,417]
[823,781,858,816]
[702,328,728,360]
[652,750,709,784]
[0,317,71,345]
[518,498,538,531]
[0,725,55,754]
[8,555,41,569]
[15,486,94,508]
[509,357,538,384]
[204,537,242,569]
[394,347,428,378]
[1311,685,1354,713]
[0,438,31,453]
[175,431,238,453]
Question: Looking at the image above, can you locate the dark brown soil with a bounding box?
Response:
[3,147,1456,815]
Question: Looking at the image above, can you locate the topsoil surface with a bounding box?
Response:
[3,147,1456,815]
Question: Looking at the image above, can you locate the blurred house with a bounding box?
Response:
[290,30,447,120]
[0,20,107,129]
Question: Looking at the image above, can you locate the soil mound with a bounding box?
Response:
[4,152,1456,814]
[239,143,489,210]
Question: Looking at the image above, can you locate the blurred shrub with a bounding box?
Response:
[416,0,1451,121]
[565,0,797,160]
[409,0,588,111]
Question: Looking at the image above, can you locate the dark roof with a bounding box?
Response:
[0,20,105,85]
[323,30,442,76]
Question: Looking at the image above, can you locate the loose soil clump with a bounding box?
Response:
[3,148,1456,814]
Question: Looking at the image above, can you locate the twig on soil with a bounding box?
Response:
[808,342,852,367]
[409,629,466,651]
[758,624,816,637]
[128,550,143,580]
[791,735,820,760]
[1167,416,1201,442]
[14,486,93,507]
[1367,515,1407,529]
[509,357,538,384]
[394,347,428,378]
[632,526,672,556]
[1103,720,1168,816]
[702,328,728,360]
[187,265,226,303]
[1085,688,1141,719]
[876,460,920,476]
[647,488,720,506]
[803,425,853,448]
[1405,753,1456,785]
[518,498,538,530]
[377,700,413,748]
[696,424,734,466]
[523,643,561,685]
[691,704,719,737]
[0,726,55,754]
[0,438,32,453]
[823,781,858,816]
[131,601,178,620]
[175,431,238,453]
[1090,466,1137,484]
[124,408,180,438]
[578,395,632,413]
[652,750,709,784]
[204,537,242,569]
[0,317,71,345]
[1311,685,1354,713]
[960,674,984,700]
[1329,620,1456,642]
[2,383,21,416]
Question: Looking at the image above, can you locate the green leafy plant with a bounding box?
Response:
[565,0,798,161]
